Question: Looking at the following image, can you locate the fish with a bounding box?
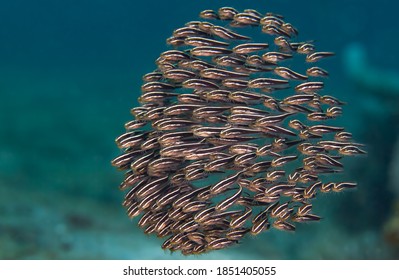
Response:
[210,171,243,195]
[230,106,270,115]
[244,160,272,175]
[218,7,239,20]
[289,119,307,130]
[143,107,166,121]
[234,64,274,73]
[140,137,160,151]
[156,188,182,208]
[234,152,257,167]
[199,10,219,19]
[194,207,216,223]
[191,46,233,56]
[147,157,182,176]
[220,127,261,138]
[260,15,285,26]
[297,43,315,54]
[205,90,231,103]
[179,220,200,233]
[303,181,322,199]
[306,67,329,77]
[250,218,270,235]
[156,60,175,72]
[226,228,250,241]
[282,94,314,105]
[271,202,292,219]
[126,202,141,218]
[271,155,298,168]
[163,104,203,116]
[197,21,214,33]
[258,125,297,136]
[206,136,257,146]
[115,131,149,149]
[339,145,367,155]
[204,154,236,172]
[222,79,249,89]
[254,112,294,127]
[160,143,207,158]
[229,91,265,104]
[153,213,171,232]
[273,220,295,231]
[124,119,148,130]
[306,52,335,63]
[230,207,252,228]
[297,143,325,155]
[172,187,207,209]
[307,112,329,121]
[326,106,343,118]
[130,106,149,118]
[296,203,312,216]
[308,125,344,134]
[138,191,163,211]
[262,52,293,63]
[229,144,259,155]
[332,182,357,192]
[187,232,206,245]
[265,183,295,196]
[320,182,334,193]
[211,25,251,40]
[157,131,195,147]
[142,72,163,82]
[266,170,286,182]
[189,59,214,70]
[207,238,237,250]
[274,36,293,51]
[233,43,269,54]
[163,69,197,82]
[246,55,266,67]
[335,131,353,142]
[293,214,321,223]
[281,23,298,36]
[274,67,308,80]
[130,151,156,174]
[318,141,365,151]
[177,94,207,104]
[120,173,146,191]
[320,95,346,105]
[111,150,144,170]
[233,12,262,26]
[182,78,220,89]
[200,68,249,79]
[166,36,186,47]
[191,126,226,138]
[215,187,243,212]
[182,201,211,213]
[248,77,289,89]
[295,81,324,93]
[193,106,230,118]
[262,24,291,37]
[160,50,191,61]
[184,36,229,47]
[185,168,209,181]
[315,154,343,167]
[227,113,264,125]
[213,55,246,67]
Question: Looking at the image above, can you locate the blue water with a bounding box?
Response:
[0,0,398,259]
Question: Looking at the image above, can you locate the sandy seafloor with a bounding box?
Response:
[1,0,399,259]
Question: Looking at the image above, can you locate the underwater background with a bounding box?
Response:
[1,0,398,259]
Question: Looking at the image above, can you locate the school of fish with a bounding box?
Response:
[112,7,366,255]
